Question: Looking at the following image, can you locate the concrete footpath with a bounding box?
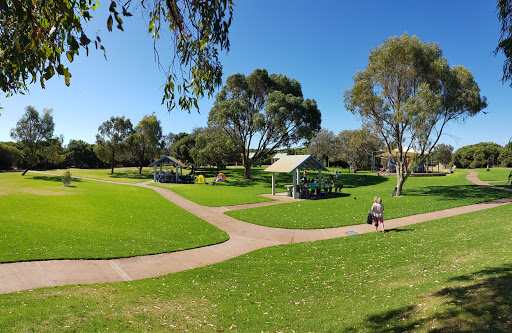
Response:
[1,171,511,294]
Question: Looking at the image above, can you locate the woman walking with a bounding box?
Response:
[371,197,385,232]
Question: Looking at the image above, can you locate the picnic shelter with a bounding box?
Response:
[264,155,328,199]
[149,156,187,183]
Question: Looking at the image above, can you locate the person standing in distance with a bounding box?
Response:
[371,197,385,232]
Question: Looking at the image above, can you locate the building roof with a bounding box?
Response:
[272,153,288,160]
[264,155,328,173]
[377,148,425,158]
[148,156,187,168]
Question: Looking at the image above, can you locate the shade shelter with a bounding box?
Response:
[149,156,187,183]
[264,155,328,199]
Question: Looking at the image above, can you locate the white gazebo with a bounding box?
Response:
[264,155,328,199]
[149,156,187,183]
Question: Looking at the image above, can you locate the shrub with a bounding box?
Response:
[0,143,23,170]
[62,170,72,187]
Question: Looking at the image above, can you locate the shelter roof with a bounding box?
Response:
[264,155,328,173]
[149,156,187,168]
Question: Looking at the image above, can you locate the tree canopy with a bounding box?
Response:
[67,139,104,169]
[169,132,196,167]
[190,126,239,171]
[0,0,233,111]
[10,106,64,175]
[129,114,163,174]
[344,33,487,195]
[452,142,503,168]
[94,116,133,174]
[334,129,383,173]
[496,0,512,86]
[209,69,321,179]
[432,143,454,168]
[305,129,336,167]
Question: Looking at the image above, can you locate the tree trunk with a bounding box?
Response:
[110,152,115,175]
[244,162,252,180]
[395,162,409,196]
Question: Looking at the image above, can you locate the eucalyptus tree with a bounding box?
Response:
[66,139,104,168]
[190,126,239,172]
[496,0,512,86]
[305,128,336,167]
[130,114,163,174]
[432,143,453,169]
[10,106,64,175]
[0,0,233,112]
[170,132,196,167]
[344,34,487,195]
[94,116,133,174]
[209,69,322,179]
[334,129,383,172]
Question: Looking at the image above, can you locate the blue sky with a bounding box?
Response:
[0,0,509,150]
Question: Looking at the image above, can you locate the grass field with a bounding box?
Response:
[475,167,512,181]
[48,167,158,183]
[1,201,510,332]
[0,172,228,263]
[226,171,512,229]
[150,166,292,206]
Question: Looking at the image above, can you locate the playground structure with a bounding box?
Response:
[373,148,447,176]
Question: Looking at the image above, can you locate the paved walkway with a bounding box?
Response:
[1,171,511,294]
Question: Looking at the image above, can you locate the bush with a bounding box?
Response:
[62,170,72,187]
[0,143,23,170]
[452,142,503,168]
[498,144,512,167]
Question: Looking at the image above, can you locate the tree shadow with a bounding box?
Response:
[107,170,154,180]
[31,175,82,183]
[365,263,512,332]
[404,185,510,201]
[386,228,412,233]
[338,173,389,188]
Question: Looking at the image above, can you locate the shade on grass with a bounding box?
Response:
[226,171,512,228]
[0,172,228,263]
[48,167,158,183]
[474,167,512,181]
[1,200,511,332]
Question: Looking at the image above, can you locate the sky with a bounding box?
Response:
[0,0,510,151]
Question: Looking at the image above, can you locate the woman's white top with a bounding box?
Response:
[372,203,384,218]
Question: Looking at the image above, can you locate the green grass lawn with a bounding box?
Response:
[48,167,159,183]
[474,167,512,181]
[226,171,512,229]
[152,181,279,206]
[151,166,353,206]
[150,166,289,206]
[491,181,512,188]
[0,172,228,263]
[1,201,511,332]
